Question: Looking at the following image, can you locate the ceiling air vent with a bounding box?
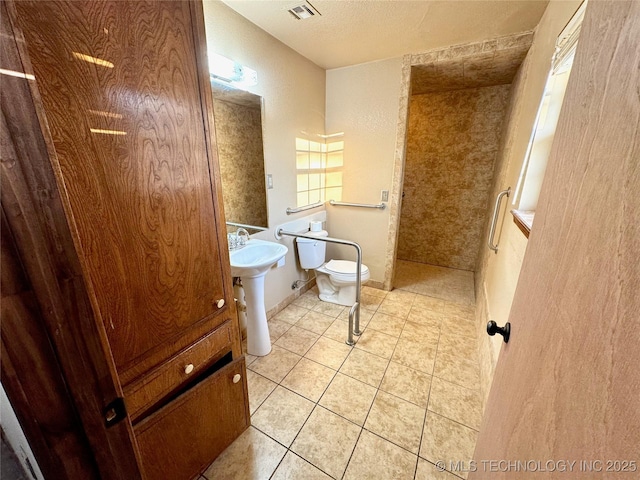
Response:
[287,1,320,20]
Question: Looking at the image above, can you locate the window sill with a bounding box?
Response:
[511,209,534,239]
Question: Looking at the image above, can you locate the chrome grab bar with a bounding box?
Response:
[286,202,324,215]
[488,187,511,253]
[329,200,386,210]
[225,221,268,232]
[276,228,362,345]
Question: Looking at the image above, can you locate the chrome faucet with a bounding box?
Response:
[228,228,250,250]
[236,228,250,247]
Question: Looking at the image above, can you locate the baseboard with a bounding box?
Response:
[266,278,317,320]
[476,282,498,412]
[366,280,386,290]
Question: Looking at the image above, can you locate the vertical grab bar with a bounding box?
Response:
[276,229,362,345]
[488,187,511,253]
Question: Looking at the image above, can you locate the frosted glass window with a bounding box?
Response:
[310,152,323,169]
[309,140,323,152]
[297,174,309,192]
[309,173,321,190]
[297,191,309,207]
[296,152,309,170]
[295,135,344,207]
[327,151,343,168]
[296,138,310,151]
[309,189,321,204]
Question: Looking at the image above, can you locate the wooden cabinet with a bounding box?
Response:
[1,1,249,479]
[124,321,234,422]
[13,0,232,381]
[135,357,248,480]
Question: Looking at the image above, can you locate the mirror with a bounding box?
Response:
[211,78,268,228]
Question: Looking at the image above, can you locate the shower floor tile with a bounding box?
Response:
[394,260,475,305]
[216,281,483,480]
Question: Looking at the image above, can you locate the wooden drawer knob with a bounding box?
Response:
[184,364,194,374]
[216,299,225,309]
[233,374,241,384]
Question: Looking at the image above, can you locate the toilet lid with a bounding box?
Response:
[325,260,369,275]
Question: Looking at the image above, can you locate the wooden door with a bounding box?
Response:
[11,0,234,383]
[3,1,243,478]
[1,3,142,478]
[472,2,639,478]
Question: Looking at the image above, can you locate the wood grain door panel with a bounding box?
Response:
[472,2,640,477]
[134,357,249,480]
[2,3,143,477]
[124,320,233,421]
[13,1,227,371]
[1,212,100,479]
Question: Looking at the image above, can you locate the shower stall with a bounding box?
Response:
[391,33,533,302]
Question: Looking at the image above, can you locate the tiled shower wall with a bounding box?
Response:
[213,98,268,228]
[397,85,511,271]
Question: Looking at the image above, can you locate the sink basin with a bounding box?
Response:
[230,239,288,277]
[229,239,288,357]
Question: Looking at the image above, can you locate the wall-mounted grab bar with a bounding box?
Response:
[226,221,268,232]
[329,200,386,210]
[488,187,511,253]
[276,228,362,346]
[286,202,324,215]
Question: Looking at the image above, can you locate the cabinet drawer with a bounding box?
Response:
[134,357,249,480]
[124,321,232,421]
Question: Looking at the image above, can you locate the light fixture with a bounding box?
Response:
[208,52,257,88]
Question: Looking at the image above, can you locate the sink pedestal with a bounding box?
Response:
[229,238,288,357]
[242,272,272,356]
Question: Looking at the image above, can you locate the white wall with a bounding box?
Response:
[325,58,403,284]
[202,0,580,330]
[475,0,583,408]
[203,1,327,310]
[1,383,44,480]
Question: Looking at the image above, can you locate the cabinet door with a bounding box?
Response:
[14,1,231,376]
[134,357,249,480]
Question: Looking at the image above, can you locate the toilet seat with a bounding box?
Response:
[326,259,367,275]
[317,260,369,281]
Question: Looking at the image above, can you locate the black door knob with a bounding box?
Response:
[487,321,510,343]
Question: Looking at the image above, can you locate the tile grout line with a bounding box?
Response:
[337,352,397,480]
[264,322,358,480]
[245,272,478,479]
[423,409,481,433]
[423,297,480,478]
[413,324,442,480]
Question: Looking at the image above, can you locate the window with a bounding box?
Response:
[295,134,344,207]
[512,2,586,235]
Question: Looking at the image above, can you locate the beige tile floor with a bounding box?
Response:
[201,262,481,480]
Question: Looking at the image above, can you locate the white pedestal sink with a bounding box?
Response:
[229,239,288,356]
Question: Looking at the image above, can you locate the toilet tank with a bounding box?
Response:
[296,230,328,269]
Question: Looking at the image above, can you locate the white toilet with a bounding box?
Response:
[296,226,370,307]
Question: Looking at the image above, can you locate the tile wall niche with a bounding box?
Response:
[397,85,511,270]
[213,98,268,228]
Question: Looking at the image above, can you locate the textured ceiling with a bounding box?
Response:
[219,0,549,69]
[411,34,533,94]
